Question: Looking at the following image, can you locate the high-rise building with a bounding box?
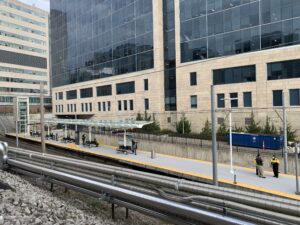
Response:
[0,0,51,114]
[50,0,300,132]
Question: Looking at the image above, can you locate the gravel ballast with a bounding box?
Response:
[0,171,167,225]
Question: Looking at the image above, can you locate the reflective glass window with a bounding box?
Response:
[273,90,283,107]
[289,89,300,106]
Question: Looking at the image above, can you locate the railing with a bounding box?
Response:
[1,145,300,225]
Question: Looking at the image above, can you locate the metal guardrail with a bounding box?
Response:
[2,145,300,225]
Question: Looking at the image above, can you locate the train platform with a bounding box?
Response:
[6,133,300,201]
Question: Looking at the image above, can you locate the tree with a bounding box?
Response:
[287,124,296,142]
[176,115,191,134]
[217,122,228,141]
[245,112,262,134]
[263,116,278,135]
[232,124,244,133]
[200,119,212,139]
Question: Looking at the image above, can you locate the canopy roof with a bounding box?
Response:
[32,118,153,129]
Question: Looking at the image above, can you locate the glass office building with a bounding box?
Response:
[50,0,154,87]
[51,0,300,132]
[180,0,300,63]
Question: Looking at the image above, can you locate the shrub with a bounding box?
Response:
[135,112,160,133]
[200,119,212,139]
[176,115,191,134]
[245,112,262,134]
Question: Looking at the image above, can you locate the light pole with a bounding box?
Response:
[221,97,238,174]
[211,85,218,186]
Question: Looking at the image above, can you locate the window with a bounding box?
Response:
[74,104,76,112]
[81,103,84,112]
[66,90,77,100]
[107,101,111,111]
[217,93,225,108]
[273,90,283,106]
[85,103,88,111]
[55,105,58,112]
[123,100,127,110]
[58,92,63,100]
[116,81,135,95]
[102,102,106,111]
[80,88,93,98]
[243,92,252,107]
[118,100,122,111]
[230,93,238,108]
[167,117,171,123]
[55,93,57,100]
[96,85,112,96]
[70,104,73,112]
[190,72,197,85]
[267,59,300,80]
[89,103,92,112]
[217,117,224,125]
[129,100,134,110]
[98,102,101,111]
[190,95,197,108]
[144,98,149,110]
[67,104,70,112]
[61,105,64,113]
[144,79,148,91]
[290,89,300,106]
[213,65,256,85]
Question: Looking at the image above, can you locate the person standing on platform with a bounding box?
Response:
[270,155,280,178]
[253,157,258,176]
[256,154,266,178]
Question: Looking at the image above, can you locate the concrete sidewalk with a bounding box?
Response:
[6,133,300,201]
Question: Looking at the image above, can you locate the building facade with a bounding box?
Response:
[0,0,51,114]
[51,0,300,133]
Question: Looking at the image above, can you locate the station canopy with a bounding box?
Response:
[32,118,153,129]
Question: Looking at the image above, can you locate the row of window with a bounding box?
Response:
[0,30,46,46]
[216,92,252,108]
[272,89,300,106]
[0,10,46,27]
[0,77,47,85]
[0,0,47,19]
[0,87,42,94]
[55,98,150,114]
[0,66,46,76]
[0,96,51,104]
[0,20,46,37]
[0,40,46,54]
[56,79,149,100]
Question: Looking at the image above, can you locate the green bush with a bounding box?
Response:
[217,123,228,141]
[176,115,191,134]
[135,112,160,133]
[263,116,278,135]
[200,119,212,139]
[245,112,262,134]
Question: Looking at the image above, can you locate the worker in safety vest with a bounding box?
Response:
[270,155,280,178]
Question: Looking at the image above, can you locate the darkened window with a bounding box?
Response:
[230,93,238,108]
[217,117,224,125]
[273,90,283,106]
[55,93,57,100]
[67,104,70,112]
[267,59,300,80]
[85,103,88,111]
[61,105,64,113]
[144,79,148,91]
[0,49,47,68]
[243,92,252,107]
[289,89,300,106]
[107,101,111,111]
[98,102,101,111]
[190,72,197,86]
[74,104,76,112]
[58,92,63,100]
[102,102,106,111]
[81,103,84,112]
[96,85,112,96]
[80,88,93,98]
[116,81,135,95]
[190,95,197,108]
[123,100,127,111]
[213,65,256,85]
[144,98,149,110]
[89,103,92,111]
[217,93,225,108]
[129,100,134,110]
[66,90,77,100]
[118,100,122,111]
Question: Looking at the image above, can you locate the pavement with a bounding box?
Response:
[6,133,300,201]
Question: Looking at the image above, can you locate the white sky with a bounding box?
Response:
[18,0,50,12]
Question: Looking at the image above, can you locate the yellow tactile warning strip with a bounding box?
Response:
[6,133,300,201]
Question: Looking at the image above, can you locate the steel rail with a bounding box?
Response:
[6,149,300,225]
[7,158,252,225]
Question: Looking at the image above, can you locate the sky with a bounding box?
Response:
[18,0,50,12]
